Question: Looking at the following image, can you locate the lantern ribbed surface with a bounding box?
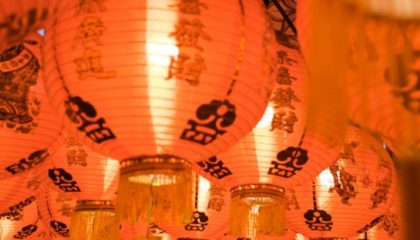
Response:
[286,126,396,239]
[42,0,274,163]
[0,34,64,180]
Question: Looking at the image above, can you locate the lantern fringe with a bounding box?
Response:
[116,157,193,226]
[229,185,286,239]
[70,201,119,240]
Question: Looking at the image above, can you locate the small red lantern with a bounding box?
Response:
[286,126,396,239]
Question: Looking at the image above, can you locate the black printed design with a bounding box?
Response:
[13,224,38,239]
[50,221,70,237]
[184,211,209,231]
[48,168,81,192]
[357,215,383,234]
[65,96,116,144]
[5,149,49,175]
[0,42,41,133]
[181,99,236,145]
[304,209,333,231]
[268,147,308,178]
[197,156,232,179]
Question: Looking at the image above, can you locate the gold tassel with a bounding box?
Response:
[116,156,192,226]
[70,200,119,240]
[229,184,286,239]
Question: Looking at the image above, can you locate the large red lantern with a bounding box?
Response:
[0,33,64,180]
[44,135,120,240]
[43,0,274,225]
[286,126,396,239]
[0,0,63,52]
[194,1,339,238]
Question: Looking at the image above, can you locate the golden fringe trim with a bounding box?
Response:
[116,156,193,226]
[229,184,286,239]
[70,201,119,240]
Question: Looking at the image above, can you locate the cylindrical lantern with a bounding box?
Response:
[157,175,230,239]
[286,126,396,238]
[0,0,63,52]
[44,135,120,240]
[0,33,64,180]
[195,1,339,238]
[43,0,274,225]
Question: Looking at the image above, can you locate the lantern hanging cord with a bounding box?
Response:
[271,0,297,36]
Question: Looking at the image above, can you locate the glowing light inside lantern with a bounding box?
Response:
[317,168,335,207]
[102,158,120,194]
[0,219,13,238]
[197,176,211,211]
[256,106,274,129]
[146,0,179,149]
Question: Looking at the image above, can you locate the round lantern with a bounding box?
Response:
[286,126,396,239]
[0,33,64,180]
[0,0,63,52]
[195,1,339,238]
[43,0,274,225]
[44,135,120,240]
[0,190,42,239]
[156,175,230,239]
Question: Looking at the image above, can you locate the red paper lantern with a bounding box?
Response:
[0,33,64,180]
[44,135,120,240]
[0,0,63,52]
[286,126,396,239]
[195,1,339,238]
[43,0,274,226]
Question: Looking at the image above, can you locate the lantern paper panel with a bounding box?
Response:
[43,0,274,163]
[286,126,396,239]
[0,0,64,52]
[0,33,65,180]
[46,135,119,201]
[295,0,419,158]
[157,175,230,239]
[0,171,44,217]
